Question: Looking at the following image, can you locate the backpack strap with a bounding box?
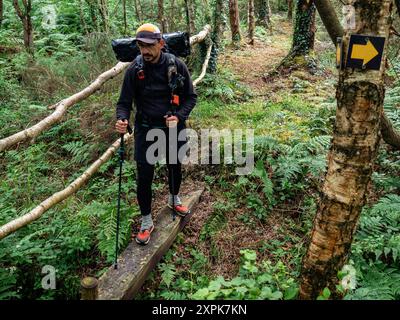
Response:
[165,53,185,114]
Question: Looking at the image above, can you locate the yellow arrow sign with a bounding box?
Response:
[350,40,379,66]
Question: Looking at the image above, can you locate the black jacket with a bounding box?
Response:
[116,52,197,125]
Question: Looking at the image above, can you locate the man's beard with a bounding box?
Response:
[143,55,154,62]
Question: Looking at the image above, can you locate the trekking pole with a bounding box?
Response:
[114,124,131,269]
[114,133,124,269]
[170,161,176,222]
[167,110,177,222]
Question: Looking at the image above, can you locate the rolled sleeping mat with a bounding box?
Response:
[112,31,191,62]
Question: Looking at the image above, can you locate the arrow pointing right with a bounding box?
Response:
[351,40,379,66]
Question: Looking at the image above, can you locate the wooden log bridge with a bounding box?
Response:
[89,188,204,300]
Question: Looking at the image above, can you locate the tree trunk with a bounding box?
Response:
[79,0,89,34]
[133,0,142,21]
[123,0,127,35]
[13,0,33,53]
[185,0,196,35]
[300,0,393,299]
[85,0,99,31]
[157,0,167,32]
[314,0,343,44]
[0,0,3,26]
[209,0,226,73]
[98,0,109,33]
[229,0,241,46]
[169,0,176,31]
[288,0,293,20]
[291,0,316,56]
[315,0,400,150]
[248,0,255,45]
[257,0,272,30]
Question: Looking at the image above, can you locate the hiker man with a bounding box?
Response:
[115,23,197,245]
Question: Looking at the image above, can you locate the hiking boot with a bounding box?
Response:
[168,204,191,217]
[168,194,190,217]
[135,225,154,245]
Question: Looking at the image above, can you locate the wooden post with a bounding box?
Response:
[81,277,98,300]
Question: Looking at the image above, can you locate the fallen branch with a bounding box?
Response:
[0,133,133,240]
[193,44,213,86]
[0,25,212,152]
[189,24,211,46]
[0,62,130,152]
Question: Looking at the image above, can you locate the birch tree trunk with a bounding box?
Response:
[300,0,393,299]
[229,0,241,46]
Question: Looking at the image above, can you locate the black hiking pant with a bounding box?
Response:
[134,121,187,216]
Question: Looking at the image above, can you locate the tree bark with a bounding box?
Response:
[314,0,343,44]
[257,0,272,30]
[157,0,167,33]
[288,0,293,20]
[314,0,400,150]
[0,0,3,26]
[133,0,142,21]
[98,0,109,33]
[248,0,255,45]
[13,0,33,53]
[229,0,241,46]
[79,0,89,34]
[300,0,393,299]
[85,0,99,32]
[291,0,316,56]
[123,0,127,35]
[209,0,226,73]
[184,0,196,35]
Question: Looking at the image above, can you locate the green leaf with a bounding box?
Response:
[322,287,331,298]
[284,286,299,300]
[192,288,209,300]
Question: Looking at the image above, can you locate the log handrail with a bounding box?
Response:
[0,25,211,153]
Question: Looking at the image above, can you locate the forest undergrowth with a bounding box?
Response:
[0,12,399,300]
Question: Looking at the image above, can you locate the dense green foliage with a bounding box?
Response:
[0,1,399,301]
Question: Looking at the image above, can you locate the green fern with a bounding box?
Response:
[96,204,139,263]
[62,140,91,164]
[159,263,177,288]
[200,202,229,241]
[0,268,19,300]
